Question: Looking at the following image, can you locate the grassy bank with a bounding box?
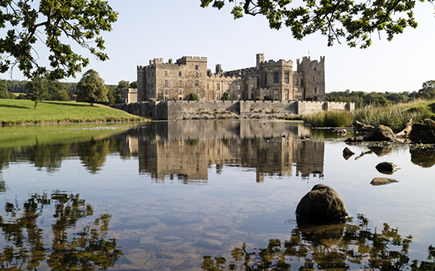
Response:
[0,99,149,125]
[303,99,435,131]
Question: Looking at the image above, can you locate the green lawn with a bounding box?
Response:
[0,99,149,124]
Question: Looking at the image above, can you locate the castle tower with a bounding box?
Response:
[256,53,264,69]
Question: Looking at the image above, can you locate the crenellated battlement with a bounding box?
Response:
[262,59,293,67]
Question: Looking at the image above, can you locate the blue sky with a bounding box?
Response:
[3,0,435,93]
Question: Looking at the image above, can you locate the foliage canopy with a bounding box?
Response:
[200,0,425,48]
[76,69,108,106]
[0,0,118,80]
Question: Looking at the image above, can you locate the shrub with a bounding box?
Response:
[221,93,229,101]
[189,92,199,101]
[255,96,262,101]
[264,95,275,101]
[149,98,156,102]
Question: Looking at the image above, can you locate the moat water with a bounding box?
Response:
[0,120,435,270]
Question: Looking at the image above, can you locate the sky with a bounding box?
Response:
[3,0,435,93]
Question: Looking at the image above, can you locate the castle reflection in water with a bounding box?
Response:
[121,121,324,183]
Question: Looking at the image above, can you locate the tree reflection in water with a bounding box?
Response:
[0,191,122,270]
[202,214,434,270]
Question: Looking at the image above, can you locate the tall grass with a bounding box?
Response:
[304,111,353,127]
[352,101,434,132]
[303,100,435,130]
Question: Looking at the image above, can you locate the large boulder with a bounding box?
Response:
[296,184,348,222]
[410,119,435,143]
[363,125,396,142]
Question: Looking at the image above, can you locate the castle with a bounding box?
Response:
[137,53,325,102]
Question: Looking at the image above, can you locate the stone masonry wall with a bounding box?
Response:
[111,100,353,120]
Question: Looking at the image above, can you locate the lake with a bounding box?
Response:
[0,120,434,270]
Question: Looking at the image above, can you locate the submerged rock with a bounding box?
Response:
[410,119,435,143]
[371,177,398,186]
[296,216,346,247]
[296,184,348,223]
[375,162,400,174]
[343,147,354,160]
[363,125,396,142]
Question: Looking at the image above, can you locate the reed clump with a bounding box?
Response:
[304,111,353,127]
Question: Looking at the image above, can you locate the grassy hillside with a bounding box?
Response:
[0,99,148,124]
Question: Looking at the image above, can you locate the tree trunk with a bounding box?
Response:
[34,100,37,109]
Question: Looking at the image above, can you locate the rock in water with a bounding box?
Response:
[363,125,396,142]
[375,162,400,174]
[410,119,435,143]
[296,184,348,222]
[371,178,398,186]
[343,147,354,160]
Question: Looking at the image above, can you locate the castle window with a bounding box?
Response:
[251,84,254,90]
[313,76,315,82]
[315,87,317,93]
[301,79,304,86]
[216,83,220,90]
[195,80,199,86]
[195,89,198,93]
[179,81,182,87]
[314,67,317,71]
[238,85,241,91]
[227,84,230,90]
[179,71,182,76]
[216,94,220,100]
[295,79,298,86]
[264,74,267,85]
[195,72,199,77]
[195,65,198,70]
[285,72,289,84]
[164,80,168,87]
[165,89,168,94]
[179,89,182,94]
[274,72,279,84]
[207,83,209,90]
[164,71,168,76]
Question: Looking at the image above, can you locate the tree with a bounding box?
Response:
[0,79,14,99]
[26,77,47,109]
[130,81,137,88]
[76,69,108,106]
[200,0,420,48]
[46,80,70,101]
[416,80,435,100]
[0,1,118,80]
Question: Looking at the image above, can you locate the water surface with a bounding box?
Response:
[0,121,434,270]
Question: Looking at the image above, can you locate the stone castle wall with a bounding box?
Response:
[111,100,354,120]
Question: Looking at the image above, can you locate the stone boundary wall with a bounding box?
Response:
[110,100,354,120]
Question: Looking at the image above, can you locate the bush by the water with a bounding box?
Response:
[304,111,353,127]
